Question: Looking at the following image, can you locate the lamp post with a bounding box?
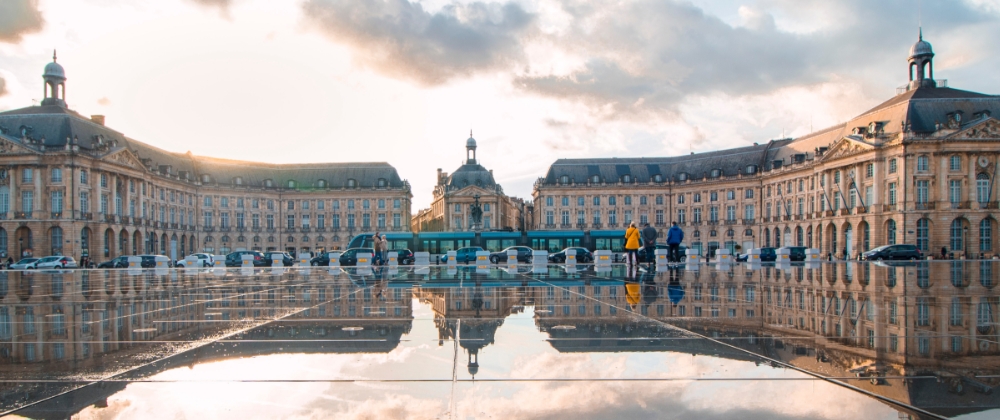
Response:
[964,225,969,259]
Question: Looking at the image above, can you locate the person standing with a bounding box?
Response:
[641,223,658,267]
[377,234,388,266]
[666,222,684,262]
[624,221,640,266]
[373,232,384,266]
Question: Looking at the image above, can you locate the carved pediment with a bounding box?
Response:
[0,136,39,155]
[102,148,145,170]
[820,137,876,161]
[949,118,1000,140]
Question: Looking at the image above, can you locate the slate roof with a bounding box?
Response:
[445,163,497,190]
[0,104,407,189]
[540,86,1000,186]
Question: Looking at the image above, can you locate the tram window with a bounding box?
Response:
[486,240,501,251]
[502,239,517,249]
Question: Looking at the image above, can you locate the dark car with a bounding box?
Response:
[637,244,687,263]
[264,251,295,267]
[489,246,534,263]
[784,246,808,262]
[311,249,401,266]
[224,250,266,267]
[98,256,129,269]
[736,247,777,262]
[338,248,376,266]
[137,255,171,268]
[441,247,485,263]
[394,249,415,265]
[548,247,594,263]
[863,244,923,261]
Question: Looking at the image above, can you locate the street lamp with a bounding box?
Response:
[964,225,969,258]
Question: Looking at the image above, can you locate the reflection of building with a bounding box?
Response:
[411,134,523,233]
[0,55,411,262]
[534,35,1000,259]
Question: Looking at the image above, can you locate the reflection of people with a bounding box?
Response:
[666,222,684,262]
[624,265,641,311]
[625,222,640,266]
[667,267,685,307]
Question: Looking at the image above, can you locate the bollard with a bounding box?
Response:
[184,255,199,268]
[328,252,341,267]
[357,252,373,267]
[655,248,669,266]
[595,250,612,267]
[507,249,518,264]
[804,248,821,263]
[214,259,225,268]
[297,253,310,267]
[387,251,398,267]
[776,247,792,263]
[241,254,254,268]
[414,252,430,266]
[272,255,283,267]
[566,248,577,265]
[446,251,457,267]
[128,256,142,269]
[476,251,490,269]
[685,249,700,265]
[532,250,548,265]
[714,248,732,265]
[746,248,761,264]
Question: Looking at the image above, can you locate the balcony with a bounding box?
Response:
[606,223,619,228]
[838,209,849,216]
[952,201,971,210]
[979,201,999,210]
[285,227,296,233]
[856,207,867,214]
[559,224,573,229]
[544,224,556,229]
[50,212,63,219]
[914,202,934,211]
[300,227,311,233]
[591,223,602,229]
[81,212,93,220]
[0,213,6,220]
[782,215,791,221]
[266,228,276,233]
[577,223,589,229]
[654,222,666,227]
[742,219,755,226]
[707,220,719,226]
[203,226,215,232]
[824,210,835,217]
[14,211,31,219]
[218,226,231,232]
[690,221,702,226]
[315,227,326,233]
[724,219,737,225]
[882,204,897,212]
[252,227,262,232]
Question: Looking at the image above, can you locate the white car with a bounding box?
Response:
[10,258,40,270]
[176,253,214,267]
[35,256,79,269]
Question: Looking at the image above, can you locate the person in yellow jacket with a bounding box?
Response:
[624,221,641,266]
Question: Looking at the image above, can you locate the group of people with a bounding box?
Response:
[372,232,390,266]
[624,221,685,267]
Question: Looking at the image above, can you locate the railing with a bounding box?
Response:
[953,201,971,210]
[285,227,296,233]
[654,222,666,227]
[203,226,215,232]
[979,201,999,210]
[689,221,702,226]
[81,212,94,220]
[724,219,737,225]
[219,226,231,232]
[782,215,792,221]
[856,207,867,214]
[300,227,311,233]
[607,223,619,228]
[591,223,602,229]
[560,224,573,229]
[0,212,6,220]
[266,228,276,233]
[51,212,63,219]
[544,224,556,229]
[913,202,933,211]
[882,204,897,212]
[15,211,33,219]
[742,219,754,225]
[171,223,179,229]
[252,227,262,232]
[838,209,849,216]
[578,223,589,229]
[707,220,719,226]
[316,227,326,232]
[824,210,835,217]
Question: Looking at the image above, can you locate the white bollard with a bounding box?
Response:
[804,248,821,263]
[414,252,430,266]
[184,255,198,268]
[387,251,398,266]
[446,250,457,267]
[714,248,732,265]
[297,252,310,267]
[128,256,142,269]
[565,248,577,264]
[776,247,792,265]
[241,254,254,267]
[594,250,613,266]
[746,248,762,264]
[357,252,373,267]
[214,259,225,268]
[685,249,701,265]
[654,248,669,266]
[507,249,518,264]
[271,255,283,267]
[328,252,341,267]
[476,251,490,269]
[532,250,548,265]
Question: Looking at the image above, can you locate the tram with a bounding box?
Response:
[347,229,630,256]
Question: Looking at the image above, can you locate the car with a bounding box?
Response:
[548,247,594,263]
[863,244,923,261]
[10,258,41,270]
[394,249,415,265]
[176,253,215,267]
[736,247,777,262]
[35,256,79,269]
[224,250,266,267]
[441,247,485,264]
[138,255,172,268]
[782,246,808,262]
[489,246,533,264]
[264,251,295,267]
[338,248,376,266]
[637,244,687,263]
[97,256,129,269]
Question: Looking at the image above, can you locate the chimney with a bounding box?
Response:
[437,168,443,183]
[91,115,105,126]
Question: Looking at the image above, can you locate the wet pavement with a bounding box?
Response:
[0,261,998,419]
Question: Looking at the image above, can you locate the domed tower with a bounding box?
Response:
[908,29,936,90]
[466,130,477,164]
[41,50,67,107]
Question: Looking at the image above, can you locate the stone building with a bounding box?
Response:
[533,34,1000,258]
[411,134,521,232]
[0,55,411,261]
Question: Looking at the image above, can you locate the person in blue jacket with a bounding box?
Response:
[666,222,684,262]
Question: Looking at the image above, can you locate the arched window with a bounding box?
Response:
[591,175,600,184]
[950,155,962,171]
[0,186,9,214]
[746,165,757,174]
[347,179,357,188]
[773,228,781,247]
[560,175,569,185]
[622,175,631,183]
[653,174,663,183]
[287,180,296,189]
[981,218,993,252]
[50,227,63,255]
[862,222,870,251]
[887,220,897,245]
[806,225,813,248]
[377,178,387,188]
[264,179,273,188]
[234,177,243,186]
[317,179,326,188]
[977,173,990,204]
[677,173,688,182]
[796,226,803,247]
[951,219,965,252]
[201,174,211,183]
[917,155,929,171]
[917,219,930,251]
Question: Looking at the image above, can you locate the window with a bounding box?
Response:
[950,180,962,203]
[21,191,33,213]
[221,197,229,208]
[916,180,929,203]
[562,196,569,206]
[834,171,840,184]
[303,200,311,210]
[266,214,274,229]
[302,214,311,228]
[622,175,631,183]
[865,164,873,178]
[578,210,585,224]
[709,206,718,222]
[950,155,961,171]
[80,170,88,184]
[591,175,600,183]
[693,208,702,223]
[655,209,664,224]
[745,189,753,199]
[363,199,370,210]
[888,159,897,174]
[950,219,964,252]
[454,203,461,212]
[677,194,685,204]
[917,218,929,251]
[726,205,736,221]
[287,180,296,188]
[693,193,701,203]
[710,192,718,202]
[887,220,897,245]
[977,173,990,203]
[593,196,600,206]
[744,205,754,220]
[546,197,553,206]
[677,209,686,224]
[917,155,929,171]
[726,190,735,200]
[592,211,600,225]
[608,210,617,225]
[23,168,34,183]
[981,219,993,252]
[609,196,616,206]
[561,211,570,225]
[51,168,62,182]
[286,215,295,229]
[888,183,897,205]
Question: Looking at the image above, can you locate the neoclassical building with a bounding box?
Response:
[533,35,1000,259]
[0,56,412,261]
[411,134,523,232]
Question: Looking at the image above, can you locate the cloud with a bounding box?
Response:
[0,0,45,43]
[189,0,232,10]
[97,97,111,106]
[0,76,7,98]
[301,0,536,85]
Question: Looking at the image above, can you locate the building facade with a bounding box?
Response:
[411,135,522,233]
[533,35,1000,259]
[0,57,412,261]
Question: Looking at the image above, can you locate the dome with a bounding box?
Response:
[466,136,477,148]
[909,39,933,57]
[446,163,496,189]
[43,61,65,81]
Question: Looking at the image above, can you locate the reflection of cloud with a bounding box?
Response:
[0,0,44,43]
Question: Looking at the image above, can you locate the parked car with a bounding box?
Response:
[782,246,808,261]
[97,256,128,269]
[548,247,594,263]
[224,250,266,267]
[10,258,41,270]
[264,251,295,267]
[139,255,172,268]
[176,253,215,267]
[35,256,79,269]
[489,246,534,264]
[394,249,415,265]
[736,247,777,262]
[441,247,485,263]
[863,244,923,261]
[338,248,375,266]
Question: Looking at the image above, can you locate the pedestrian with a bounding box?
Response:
[641,222,658,267]
[666,222,684,263]
[5,256,12,269]
[941,247,948,260]
[377,234,388,266]
[625,221,640,266]
[373,232,384,266]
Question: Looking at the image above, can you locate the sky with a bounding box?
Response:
[1,0,1000,211]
